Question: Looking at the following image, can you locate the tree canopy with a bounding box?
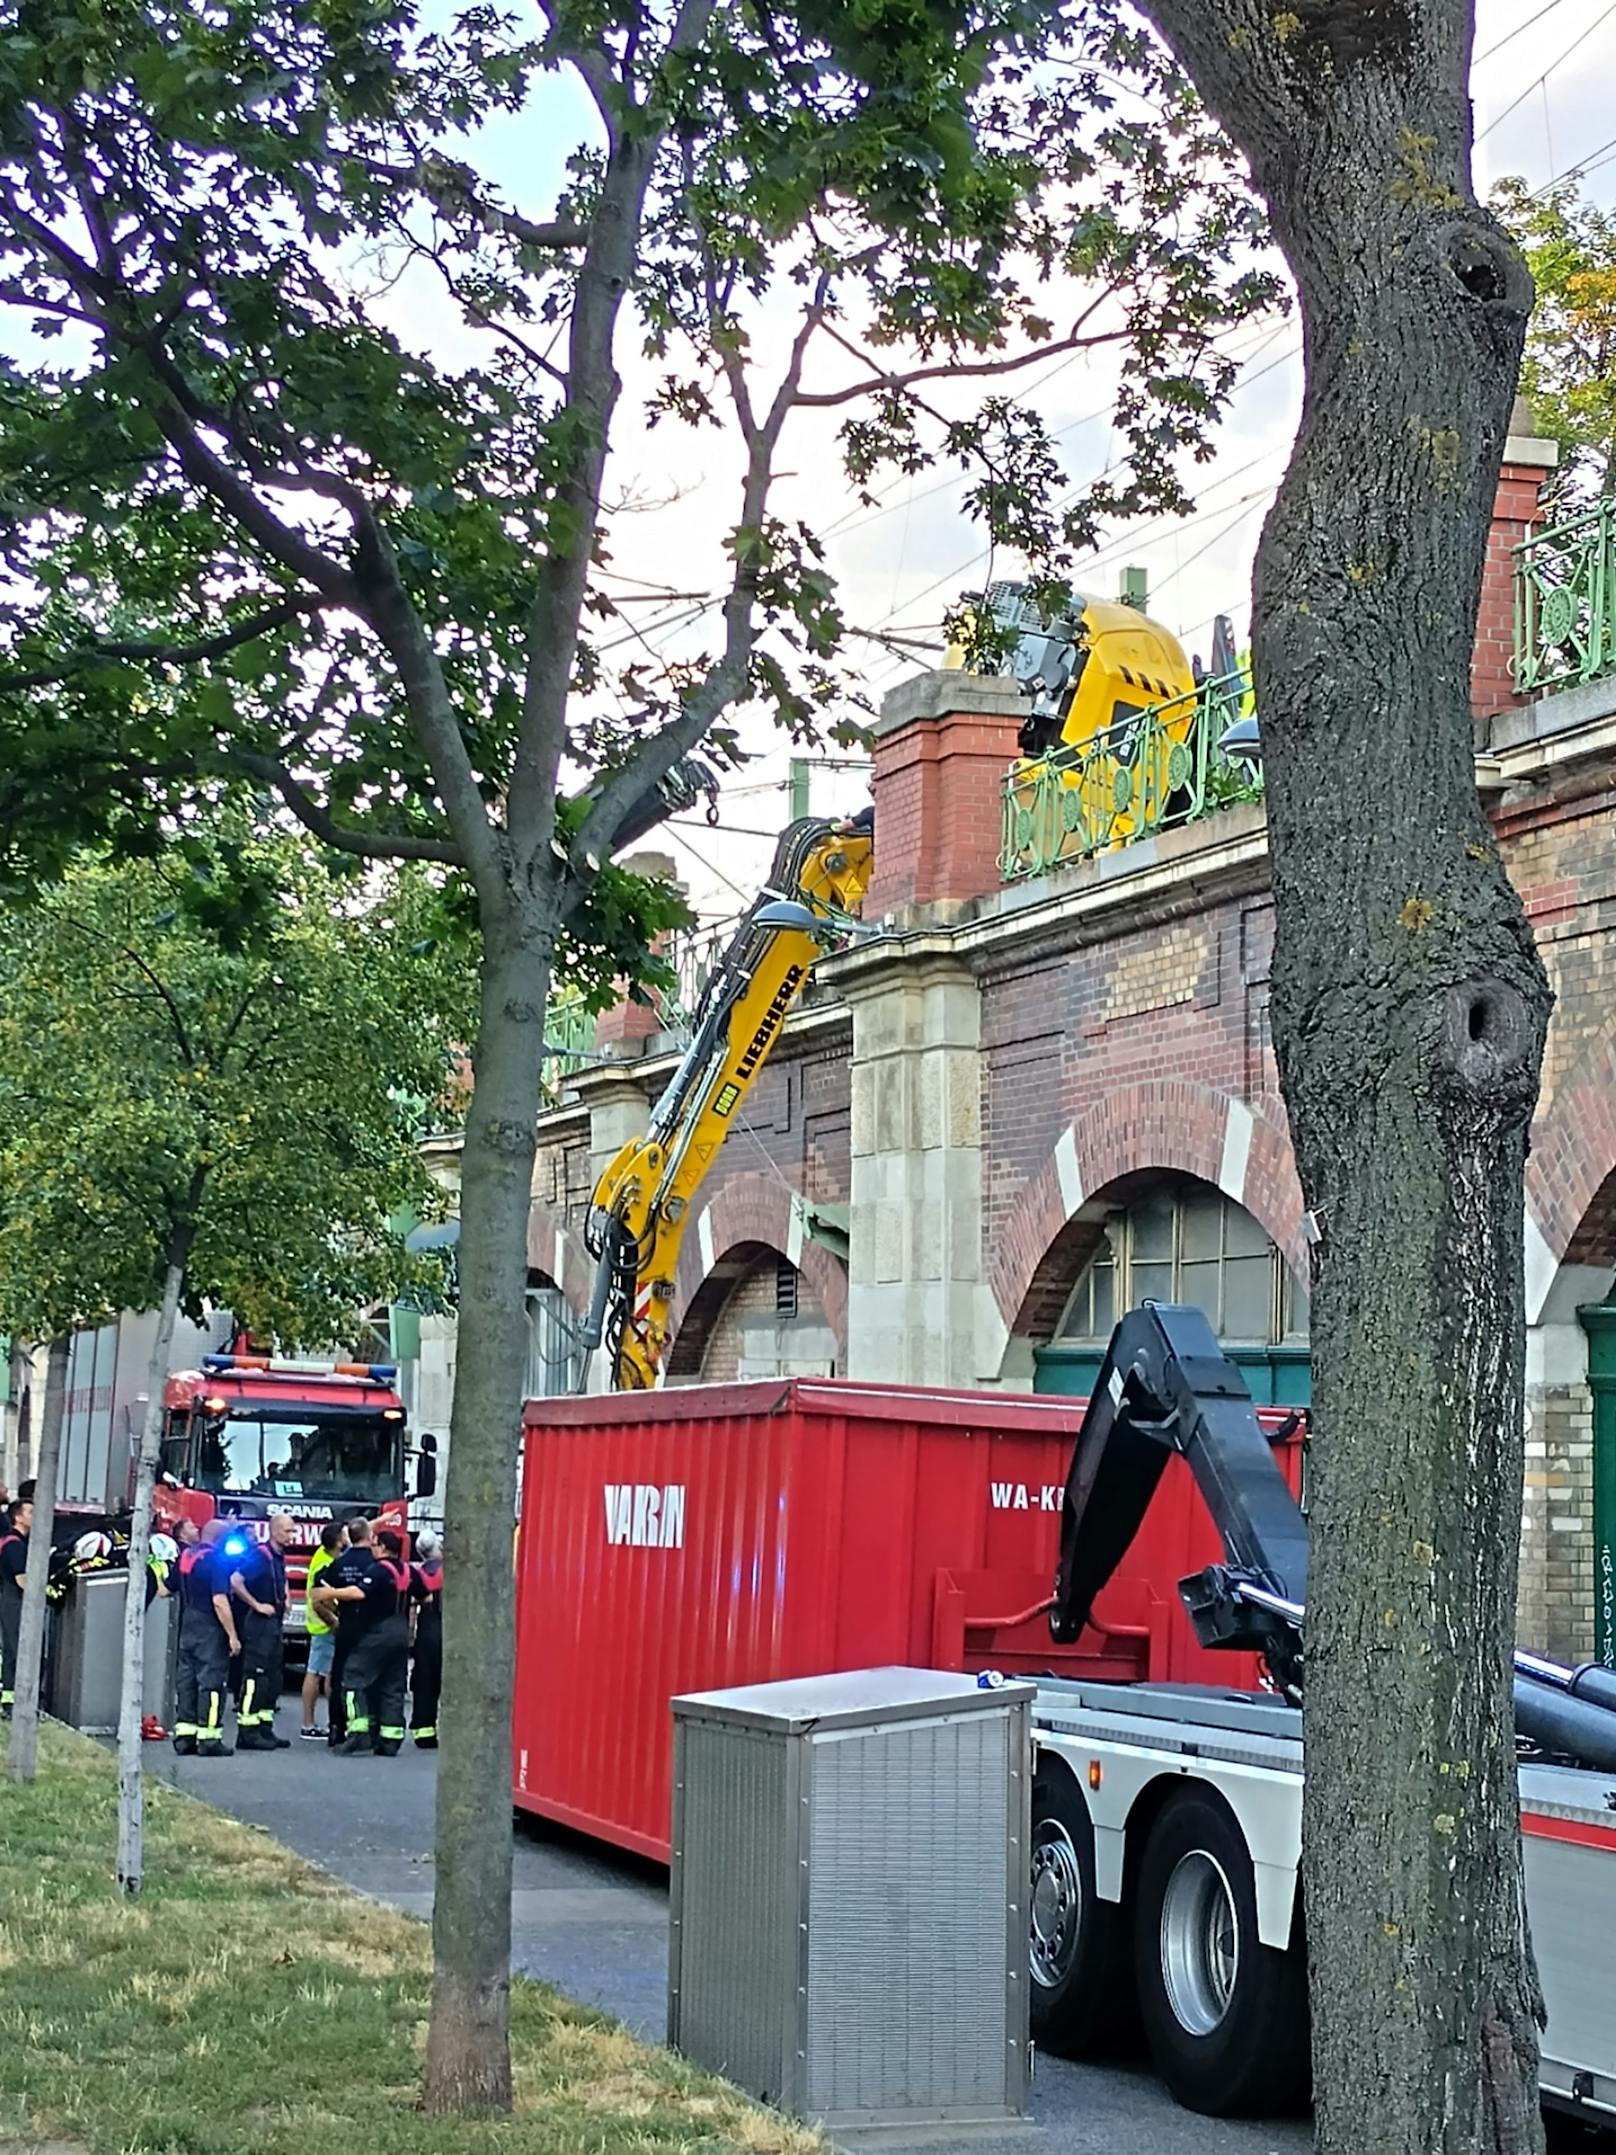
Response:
[1494,174,1616,509]
[0,822,471,1346]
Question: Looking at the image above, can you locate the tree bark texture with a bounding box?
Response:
[116,1254,187,1893]
[1137,7,1549,2152]
[8,1334,67,1784]
[423,928,552,2115]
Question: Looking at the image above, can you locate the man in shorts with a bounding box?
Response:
[299,1519,343,1740]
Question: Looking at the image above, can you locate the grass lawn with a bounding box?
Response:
[0,1722,820,2155]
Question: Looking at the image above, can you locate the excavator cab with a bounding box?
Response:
[951,580,1199,852]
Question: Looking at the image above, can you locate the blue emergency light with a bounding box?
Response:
[223,1536,248,1557]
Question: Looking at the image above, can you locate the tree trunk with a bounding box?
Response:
[1135,7,1549,2151]
[423,924,551,2115]
[116,1254,187,1893]
[8,1334,67,1784]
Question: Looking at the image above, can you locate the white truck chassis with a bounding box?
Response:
[1030,1678,1616,2125]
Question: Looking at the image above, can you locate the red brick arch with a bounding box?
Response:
[1525,1017,1616,1279]
[991,1081,1306,1337]
[525,1199,594,1315]
[668,1169,848,1360]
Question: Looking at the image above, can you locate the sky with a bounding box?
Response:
[441,0,1616,929]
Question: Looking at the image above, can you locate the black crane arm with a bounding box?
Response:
[1048,1301,1616,1767]
[1048,1302,1309,1694]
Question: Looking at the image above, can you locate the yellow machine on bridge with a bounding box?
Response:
[581,814,873,1392]
[952,580,1198,848]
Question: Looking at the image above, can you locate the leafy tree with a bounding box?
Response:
[0,825,470,1887]
[1494,174,1616,508]
[0,0,1280,2103]
[1135,4,1548,2152]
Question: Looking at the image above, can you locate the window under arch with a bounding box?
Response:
[1056,1178,1307,1348]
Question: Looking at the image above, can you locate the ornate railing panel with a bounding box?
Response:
[999,667,1262,882]
[1515,500,1616,696]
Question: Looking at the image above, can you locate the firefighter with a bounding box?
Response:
[173,1519,239,1757]
[409,1529,443,1750]
[327,1525,411,1756]
[315,1514,374,1747]
[230,1512,294,1751]
[0,1494,33,1719]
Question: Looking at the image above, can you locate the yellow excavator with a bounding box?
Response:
[951,580,1198,846]
[579,582,1198,1391]
[581,813,874,1391]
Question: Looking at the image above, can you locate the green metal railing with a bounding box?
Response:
[541,994,597,1104]
[999,667,1262,882]
[1515,499,1616,696]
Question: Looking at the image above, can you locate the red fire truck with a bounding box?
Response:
[153,1352,436,1643]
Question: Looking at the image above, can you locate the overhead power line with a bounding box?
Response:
[1477,0,1616,143]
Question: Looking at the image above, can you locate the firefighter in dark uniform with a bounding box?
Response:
[0,1495,33,1719]
[315,1514,375,1747]
[326,1525,411,1756]
[230,1512,294,1750]
[173,1519,239,1756]
[409,1529,443,1749]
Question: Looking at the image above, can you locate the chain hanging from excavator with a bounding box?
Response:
[580,812,874,1391]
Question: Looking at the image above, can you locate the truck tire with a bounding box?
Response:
[1029,1764,1130,2057]
[1133,1788,1309,2117]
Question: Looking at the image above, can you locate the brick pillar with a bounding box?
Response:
[591,850,682,1056]
[1471,398,1559,730]
[864,673,1027,926]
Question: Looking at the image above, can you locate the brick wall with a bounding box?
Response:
[980,885,1287,1307]
[1472,457,1551,725]
[684,1254,835,1382]
[1520,1383,1597,1664]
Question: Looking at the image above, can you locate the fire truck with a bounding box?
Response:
[153,1352,437,1643]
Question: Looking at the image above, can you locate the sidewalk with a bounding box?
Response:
[157,1736,1311,2155]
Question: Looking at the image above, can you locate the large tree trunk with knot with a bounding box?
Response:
[1137,6,1550,2152]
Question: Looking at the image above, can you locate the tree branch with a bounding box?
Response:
[0,595,328,693]
[567,248,822,877]
[233,753,466,866]
[797,310,1130,410]
[346,152,590,253]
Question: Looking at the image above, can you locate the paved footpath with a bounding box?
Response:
[157,1731,1318,2155]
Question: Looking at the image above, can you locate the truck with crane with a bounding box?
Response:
[1025,1301,1616,2126]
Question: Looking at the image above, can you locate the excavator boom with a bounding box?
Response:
[582,815,872,1390]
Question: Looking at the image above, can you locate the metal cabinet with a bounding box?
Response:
[669,1665,1033,2133]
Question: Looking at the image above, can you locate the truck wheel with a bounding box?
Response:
[1133,1789,1309,2117]
[1028,1765,1129,2056]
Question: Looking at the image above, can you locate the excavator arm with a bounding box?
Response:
[581,814,873,1391]
[1051,1301,1616,1767]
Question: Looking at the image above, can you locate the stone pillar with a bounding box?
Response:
[864,672,1027,926]
[1471,398,1559,731]
[578,1071,653,1188]
[838,947,996,1387]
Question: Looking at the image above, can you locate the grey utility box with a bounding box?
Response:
[50,1573,174,1735]
[669,1666,1034,2134]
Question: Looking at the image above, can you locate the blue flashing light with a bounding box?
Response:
[223,1536,248,1557]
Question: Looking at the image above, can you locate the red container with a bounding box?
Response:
[513,1378,1302,1861]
